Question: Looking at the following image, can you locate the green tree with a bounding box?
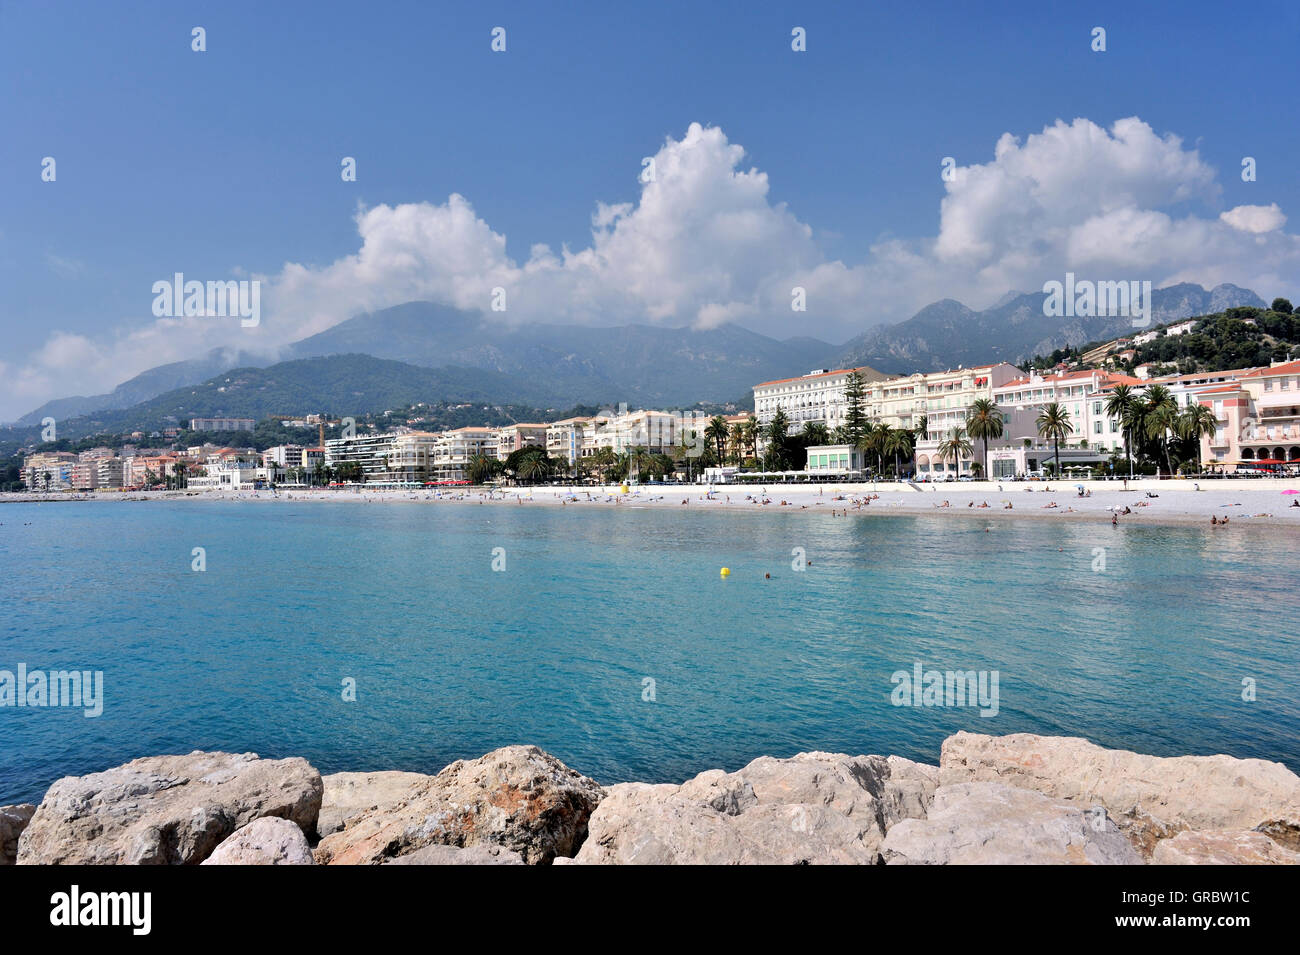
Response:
[1142,385,1179,474]
[965,399,1003,481]
[937,427,972,477]
[1035,402,1072,476]
[842,371,869,443]
[1103,384,1139,479]
[591,447,619,483]
[764,409,793,470]
[884,427,914,477]
[705,416,730,465]
[1271,297,1293,315]
[739,416,759,464]
[728,421,744,465]
[467,454,503,485]
[1177,403,1218,471]
[800,421,830,446]
[626,446,653,482]
[518,450,551,484]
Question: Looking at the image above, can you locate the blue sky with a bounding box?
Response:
[2,0,1299,419]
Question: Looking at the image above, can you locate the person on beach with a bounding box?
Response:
[1112,513,1118,526]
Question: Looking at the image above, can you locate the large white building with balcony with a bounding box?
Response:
[752,366,890,435]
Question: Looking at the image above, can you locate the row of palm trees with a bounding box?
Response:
[1103,383,1217,476]
[703,415,760,466]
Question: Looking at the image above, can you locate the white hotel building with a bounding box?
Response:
[752,366,890,434]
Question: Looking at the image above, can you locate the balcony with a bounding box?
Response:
[1258,405,1300,419]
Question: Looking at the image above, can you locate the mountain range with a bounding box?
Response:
[838,282,1265,374]
[9,282,1269,437]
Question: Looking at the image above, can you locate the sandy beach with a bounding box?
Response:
[7,477,1300,528]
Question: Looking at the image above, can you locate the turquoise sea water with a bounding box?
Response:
[2,499,1298,804]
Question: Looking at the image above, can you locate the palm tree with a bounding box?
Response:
[965,399,1003,481]
[1177,403,1218,471]
[591,447,618,484]
[1103,384,1138,479]
[884,427,914,478]
[517,450,551,484]
[626,446,652,482]
[705,416,730,465]
[913,414,928,444]
[467,454,500,486]
[937,427,972,478]
[800,421,831,446]
[765,409,792,470]
[1035,402,1072,477]
[728,422,744,465]
[855,422,882,474]
[740,416,759,463]
[1142,385,1179,474]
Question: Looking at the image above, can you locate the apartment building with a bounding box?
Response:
[546,417,596,467]
[325,432,406,482]
[1197,359,1300,467]
[432,427,499,481]
[95,457,125,489]
[22,451,78,490]
[899,364,1021,476]
[495,424,550,461]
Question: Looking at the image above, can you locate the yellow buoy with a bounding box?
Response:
[720,567,730,578]
[620,484,629,494]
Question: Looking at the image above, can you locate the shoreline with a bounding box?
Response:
[6,477,1300,528]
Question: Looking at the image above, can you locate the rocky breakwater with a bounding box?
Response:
[4,734,1298,864]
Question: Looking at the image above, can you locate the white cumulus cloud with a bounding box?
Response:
[6,116,1300,422]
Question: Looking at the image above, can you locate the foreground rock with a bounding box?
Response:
[202,816,315,865]
[1,804,36,866]
[571,752,938,864]
[315,745,602,865]
[318,771,429,837]
[17,751,323,865]
[383,843,524,865]
[941,732,1300,856]
[1151,829,1300,865]
[881,783,1143,865]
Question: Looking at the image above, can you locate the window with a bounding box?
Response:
[1093,401,1102,414]
[1094,422,1102,434]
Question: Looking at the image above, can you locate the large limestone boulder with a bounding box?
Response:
[384,843,524,865]
[202,816,315,865]
[314,745,602,865]
[880,782,1143,865]
[318,771,429,836]
[940,732,1300,854]
[571,752,938,865]
[1,804,36,866]
[17,751,323,865]
[1151,829,1300,865]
